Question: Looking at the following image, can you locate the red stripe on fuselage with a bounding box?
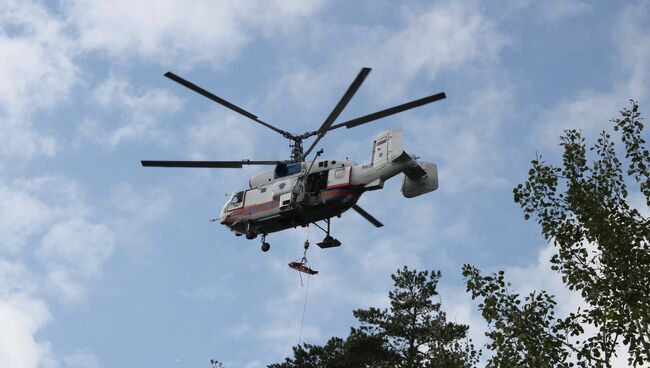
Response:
[225,187,363,225]
[227,200,279,223]
[326,182,350,189]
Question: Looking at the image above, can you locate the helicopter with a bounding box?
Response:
[142,67,445,252]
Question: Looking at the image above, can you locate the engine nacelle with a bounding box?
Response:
[249,162,304,188]
[274,162,288,177]
[401,162,438,198]
[249,170,275,188]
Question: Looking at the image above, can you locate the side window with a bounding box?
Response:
[335,168,345,178]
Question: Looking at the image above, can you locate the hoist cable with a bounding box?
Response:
[298,272,311,346]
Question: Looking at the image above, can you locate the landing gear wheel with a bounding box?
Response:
[260,234,270,252]
[245,223,257,240]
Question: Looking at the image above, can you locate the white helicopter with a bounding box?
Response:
[142,67,445,252]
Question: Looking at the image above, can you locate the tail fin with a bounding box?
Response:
[372,129,405,168]
[369,129,439,198]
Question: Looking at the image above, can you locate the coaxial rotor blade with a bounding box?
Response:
[319,67,371,132]
[351,204,384,228]
[141,160,283,168]
[302,67,371,159]
[164,71,293,138]
[328,92,447,131]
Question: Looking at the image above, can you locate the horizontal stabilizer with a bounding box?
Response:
[401,162,438,198]
[403,163,427,179]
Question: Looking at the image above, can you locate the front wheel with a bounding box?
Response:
[261,242,270,252]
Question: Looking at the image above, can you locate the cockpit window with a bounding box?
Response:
[231,191,244,205]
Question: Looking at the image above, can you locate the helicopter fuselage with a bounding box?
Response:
[219,129,439,238]
[220,159,361,236]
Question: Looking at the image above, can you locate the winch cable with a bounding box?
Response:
[298,270,311,346]
[297,231,312,345]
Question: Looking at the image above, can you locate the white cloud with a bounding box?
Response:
[63,0,323,66]
[408,85,514,191]
[366,1,507,99]
[494,0,591,22]
[80,75,184,148]
[0,0,79,160]
[109,183,171,222]
[186,112,260,161]
[0,0,78,116]
[266,0,507,106]
[37,218,114,303]
[180,273,234,303]
[614,3,650,102]
[535,92,625,148]
[0,175,115,366]
[105,183,173,254]
[63,351,103,368]
[1,176,114,303]
[535,2,650,148]
[0,118,57,163]
[538,0,591,21]
[0,176,90,255]
[0,257,57,368]
[0,259,36,303]
[0,294,54,368]
[0,181,53,254]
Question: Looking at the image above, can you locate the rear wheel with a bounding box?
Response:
[246,231,257,240]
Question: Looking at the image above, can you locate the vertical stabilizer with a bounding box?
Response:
[372,129,405,168]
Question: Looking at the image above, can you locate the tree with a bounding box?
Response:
[464,100,650,367]
[271,266,479,368]
[463,266,577,367]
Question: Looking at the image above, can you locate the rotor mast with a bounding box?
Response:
[290,137,304,163]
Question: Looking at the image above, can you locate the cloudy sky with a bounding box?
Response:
[1,0,648,367]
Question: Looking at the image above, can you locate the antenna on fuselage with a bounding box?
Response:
[305,149,324,175]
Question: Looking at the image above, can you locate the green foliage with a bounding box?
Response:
[268,333,393,368]
[270,266,479,368]
[463,266,577,367]
[267,337,347,368]
[468,100,649,367]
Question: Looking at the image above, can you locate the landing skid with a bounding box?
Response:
[312,218,342,249]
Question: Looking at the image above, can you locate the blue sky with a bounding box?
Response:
[1,1,648,367]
